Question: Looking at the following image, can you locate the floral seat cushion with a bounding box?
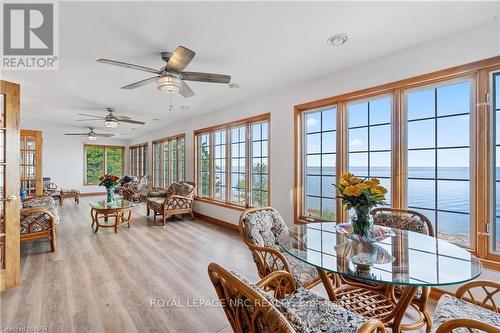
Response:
[432,294,500,333]
[147,197,164,211]
[231,270,365,333]
[282,287,366,333]
[60,189,80,195]
[166,182,195,197]
[372,212,429,235]
[148,189,169,198]
[20,205,59,234]
[284,252,319,288]
[242,209,290,249]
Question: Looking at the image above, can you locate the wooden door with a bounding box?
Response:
[0,80,20,291]
[20,130,43,196]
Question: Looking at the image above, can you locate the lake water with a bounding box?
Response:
[304,166,500,242]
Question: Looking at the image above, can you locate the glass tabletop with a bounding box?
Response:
[90,199,134,210]
[281,223,482,287]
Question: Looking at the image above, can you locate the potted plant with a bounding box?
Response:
[99,174,120,203]
[336,173,387,236]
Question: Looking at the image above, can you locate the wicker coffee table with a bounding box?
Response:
[90,199,133,233]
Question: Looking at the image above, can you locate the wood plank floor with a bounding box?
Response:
[1,196,434,333]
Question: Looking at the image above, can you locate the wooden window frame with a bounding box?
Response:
[193,113,270,211]
[83,144,125,186]
[294,55,500,269]
[151,134,185,188]
[129,142,148,177]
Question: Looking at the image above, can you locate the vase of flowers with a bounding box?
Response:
[336,173,387,237]
[99,174,120,203]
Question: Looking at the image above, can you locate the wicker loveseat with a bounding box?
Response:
[20,195,59,252]
[146,181,196,225]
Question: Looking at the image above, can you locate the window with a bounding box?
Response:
[303,107,337,220]
[405,80,472,248]
[84,145,124,185]
[129,143,147,177]
[348,96,392,204]
[194,114,270,208]
[492,72,500,253]
[152,134,185,188]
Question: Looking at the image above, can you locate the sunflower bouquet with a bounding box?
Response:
[336,173,387,236]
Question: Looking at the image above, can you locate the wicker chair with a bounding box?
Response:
[43,181,61,201]
[370,207,435,332]
[122,175,149,202]
[146,181,196,225]
[435,319,500,333]
[239,207,320,290]
[208,262,386,333]
[20,196,59,252]
[432,280,500,333]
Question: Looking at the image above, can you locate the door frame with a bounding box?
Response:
[0,80,21,291]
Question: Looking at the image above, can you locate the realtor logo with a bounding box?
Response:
[1,2,58,70]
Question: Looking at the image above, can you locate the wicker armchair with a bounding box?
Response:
[146,181,196,225]
[208,262,386,333]
[239,207,320,290]
[435,319,499,333]
[20,196,59,252]
[432,280,500,333]
[370,207,435,332]
[122,175,149,202]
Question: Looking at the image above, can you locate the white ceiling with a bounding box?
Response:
[2,1,498,139]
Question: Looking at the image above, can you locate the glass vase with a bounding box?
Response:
[106,186,115,203]
[351,206,372,236]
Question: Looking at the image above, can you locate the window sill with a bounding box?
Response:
[194,196,247,211]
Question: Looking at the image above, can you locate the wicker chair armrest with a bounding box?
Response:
[163,195,193,204]
[246,243,292,277]
[455,279,500,311]
[256,270,296,299]
[436,318,500,333]
[20,207,56,230]
[357,320,387,333]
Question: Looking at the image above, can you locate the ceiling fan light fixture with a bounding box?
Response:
[104,119,119,128]
[88,134,97,141]
[157,75,181,93]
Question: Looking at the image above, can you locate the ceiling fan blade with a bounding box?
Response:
[76,119,102,122]
[95,133,115,137]
[65,133,88,136]
[121,76,159,89]
[179,80,195,98]
[97,59,161,75]
[181,71,231,84]
[165,46,196,72]
[114,115,132,120]
[118,119,146,125]
[77,113,106,119]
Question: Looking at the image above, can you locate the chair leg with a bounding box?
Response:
[147,206,150,216]
[190,211,195,221]
[162,214,166,226]
[50,228,56,252]
[60,196,63,205]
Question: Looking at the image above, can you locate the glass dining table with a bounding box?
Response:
[280,223,482,333]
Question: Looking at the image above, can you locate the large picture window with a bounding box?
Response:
[405,80,472,248]
[152,134,185,188]
[129,143,147,177]
[84,145,124,185]
[194,114,270,208]
[295,56,500,267]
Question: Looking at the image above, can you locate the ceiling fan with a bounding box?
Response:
[65,127,114,141]
[96,45,231,98]
[76,107,145,128]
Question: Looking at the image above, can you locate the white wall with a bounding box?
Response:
[41,133,128,193]
[128,21,500,226]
